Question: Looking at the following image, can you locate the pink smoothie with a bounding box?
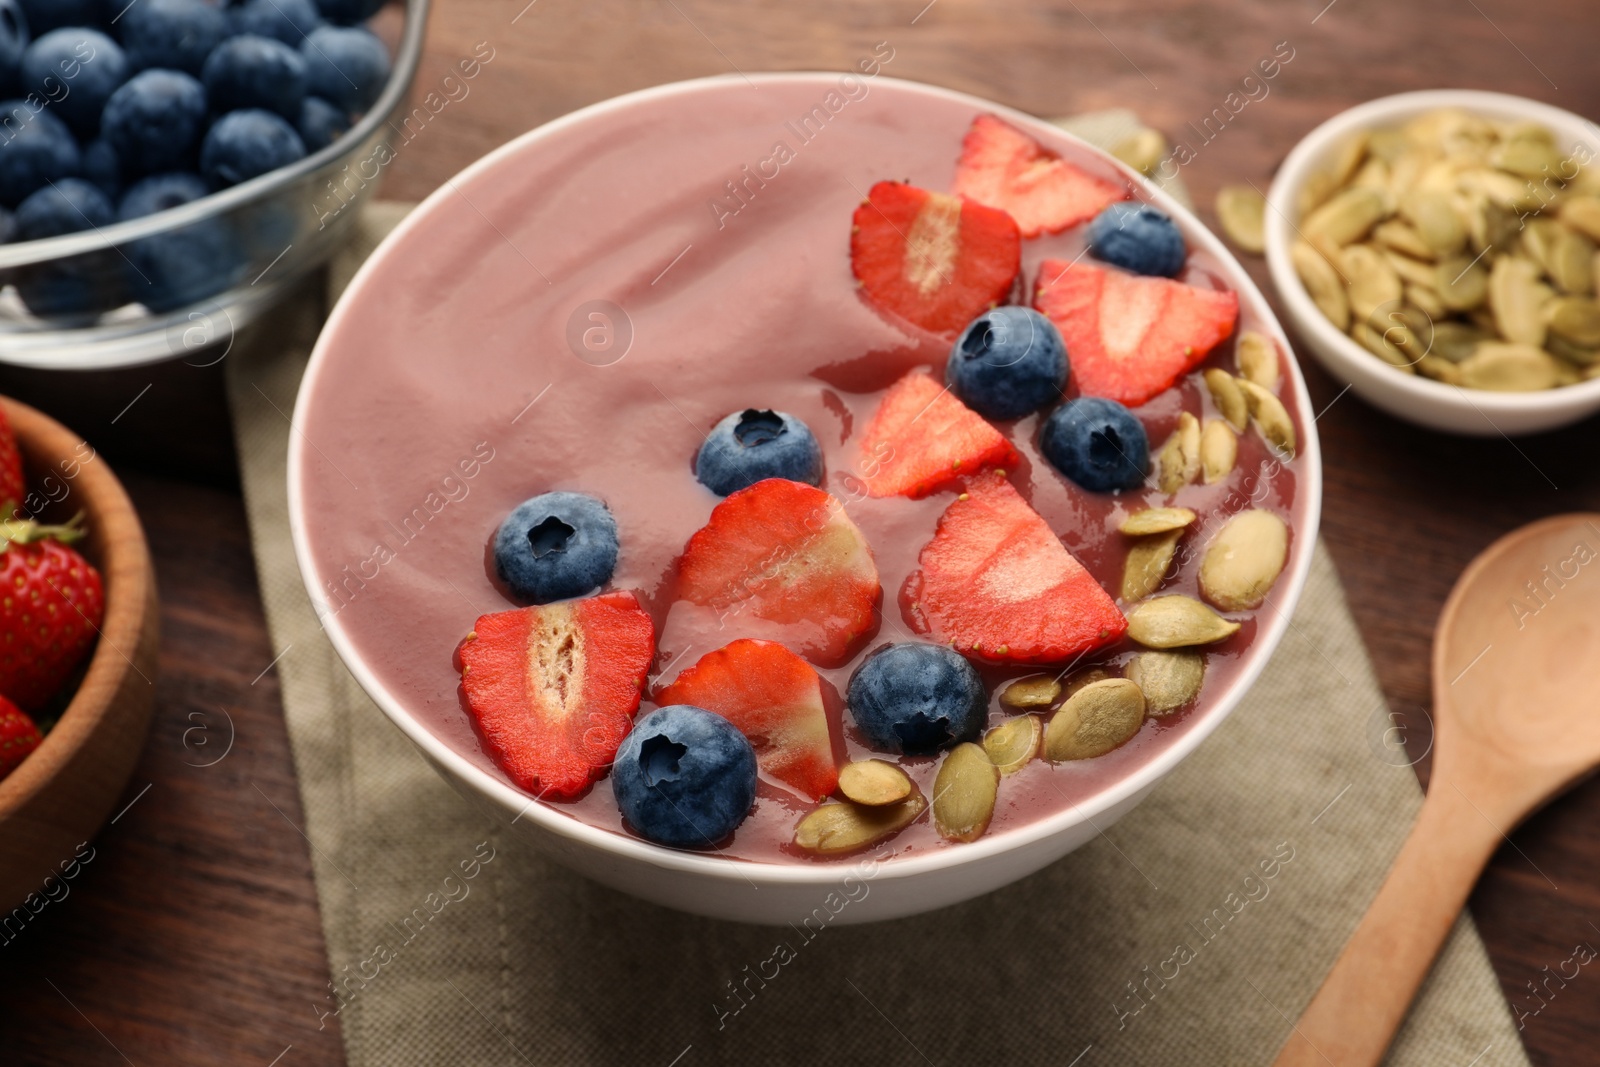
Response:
[294,75,1311,864]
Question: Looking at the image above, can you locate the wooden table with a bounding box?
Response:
[2,0,1597,1062]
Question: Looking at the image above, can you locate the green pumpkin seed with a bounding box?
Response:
[837,759,913,807]
[1200,418,1238,485]
[1351,320,1417,371]
[1374,219,1436,261]
[1124,651,1206,716]
[932,743,999,842]
[1462,167,1544,212]
[1303,186,1387,247]
[1044,679,1146,761]
[1468,197,1521,256]
[999,675,1062,709]
[1215,185,1265,254]
[1488,255,1550,347]
[1545,333,1600,366]
[1520,216,1563,274]
[1400,190,1467,255]
[1156,412,1200,494]
[982,714,1042,776]
[1545,296,1600,347]
[1122,528,1182,601]
[1327,131,1370,186]
[1436,254,1489,311]
[1417,354,1463,384]
[1292,240,1351,330]
[1560,197,1600,242]
[1297,170,1338,216]
[1343,244,1404,323]
[1199,509,1289,611]
[1062,667,1114,699]
[1457,342,1561,391]
[1203,369,1249,431]
[1548,227,1596,296]
[1126,595,1241,648]
[1239,379,1297,457]
[1119,507,1197,537]
[1111,127,1167,176]
[1236,332,1281,391]
[793,789,927,855]
[1406,284,1447,320]
[1492,136,1564,180]
[1430,320,1490,362]
[1384,248,1440,288]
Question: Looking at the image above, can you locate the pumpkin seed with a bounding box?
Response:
[1555,360,1582,386]
[1124,651,1206,716]
[1520,216,1563,274]
[1043,679,1146,761]
[793,788,927,856]
[1430,321,1490,362]
[1560,197,1600,242]
[1297,170,1338,217]
[1122,528,1182,601]
[1291,240,1350,330]
[1367,127,1411,164]
[1467,197,1521,256]
[1236,331,1281,390]
[1199,509,1289,611]
[1457,342,1561,391]
[1343,244,1404,323]
[1328,131,1370,186]
[1303,186,1387,246]
[1215,185,1265,253]
[1417,354,1463,384]
[1436,254,1489,311]
[1384,248,1440,288]
[932,743,999,842]
[1406,284,1447,320]
[1119,507,1196,536]
[1126,595,1241,648]
[1200,419,1238,485]
[1374,219,1436,261]
[1548,227,1596,296]
[999,675,1061,709]
[1400,190,1467,255]
[1203,368,1249,431]
[1156,412,1200,493]
[1461,167,1544,212]
[1545,333,1600,367]
[982,714,1042,776]
[837,759,914,806]
[1488,255,1550,346]
[1351,319,1417,371]
[1062,668,1114,699]
[1545,296,1600,346]
[1111,127,1167,176]
[1239,379,1297,456]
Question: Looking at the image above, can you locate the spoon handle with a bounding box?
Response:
[1271,777,1506,1066]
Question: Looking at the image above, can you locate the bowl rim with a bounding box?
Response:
[288,72,1325,887]
[1264,88,1600,419]
[0,0,433,269]
[0,396,155,815]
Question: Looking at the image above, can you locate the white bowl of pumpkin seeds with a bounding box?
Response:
[1265,90,1600,435]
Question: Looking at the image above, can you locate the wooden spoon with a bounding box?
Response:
[1273,513,1600,1066]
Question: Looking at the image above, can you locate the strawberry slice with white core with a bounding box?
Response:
[953,113,1130,238]
[850,180,1021,337]
[676,479,880,667]
[656,639,839,801]
[459,591,656,800]
[907,472,1127,663]
[1034,258,1240,407]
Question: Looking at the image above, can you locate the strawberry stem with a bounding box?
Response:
[0,511,88,549]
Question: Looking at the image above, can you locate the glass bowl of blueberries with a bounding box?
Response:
[0,0,428,368]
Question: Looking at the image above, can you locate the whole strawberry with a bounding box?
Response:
[0,695,41,779]
[0,515,104,711]
[0,407,22,519]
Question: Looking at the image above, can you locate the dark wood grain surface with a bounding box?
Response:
[1,0,1598,1062]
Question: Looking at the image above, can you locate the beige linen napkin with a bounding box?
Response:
[224,113,1529,1067]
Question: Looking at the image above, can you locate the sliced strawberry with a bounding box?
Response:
[907,472,1126,663]
[458,591,656,800]
[858,369,1017,499]
[676,479,879,667]
[850,180,1021,337]
[656,639,838,801]
[953,113,1129,238]
[1035,259,1239,407]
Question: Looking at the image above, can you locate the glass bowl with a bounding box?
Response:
[0,0,431,371]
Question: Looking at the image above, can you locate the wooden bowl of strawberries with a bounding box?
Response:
[0,396,159,915]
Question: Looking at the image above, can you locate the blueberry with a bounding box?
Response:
[0,1,28,97]
[1040,396,1148,493]
[612,705,757,849]
[693,409,823,497]
[81,137,119,198]
[119,172,240,311]
[846,642,986,755]
[229,0,323,46]
[945,306,1069,420]
[121,0,229,75]
[1088,203,1187,278]
[16,1,100,37]
[202,34,306,117]
[0,207,14,243]
[299,25,388,113]
[312,0,385,24]
[297,95,348,151]
[0,100,79,207]
[21,28,128,136]
[200,108,306,187]
[101,69,207,177]
[15,177,111,238]
[117,171,208,220]
[492,491,619,604]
